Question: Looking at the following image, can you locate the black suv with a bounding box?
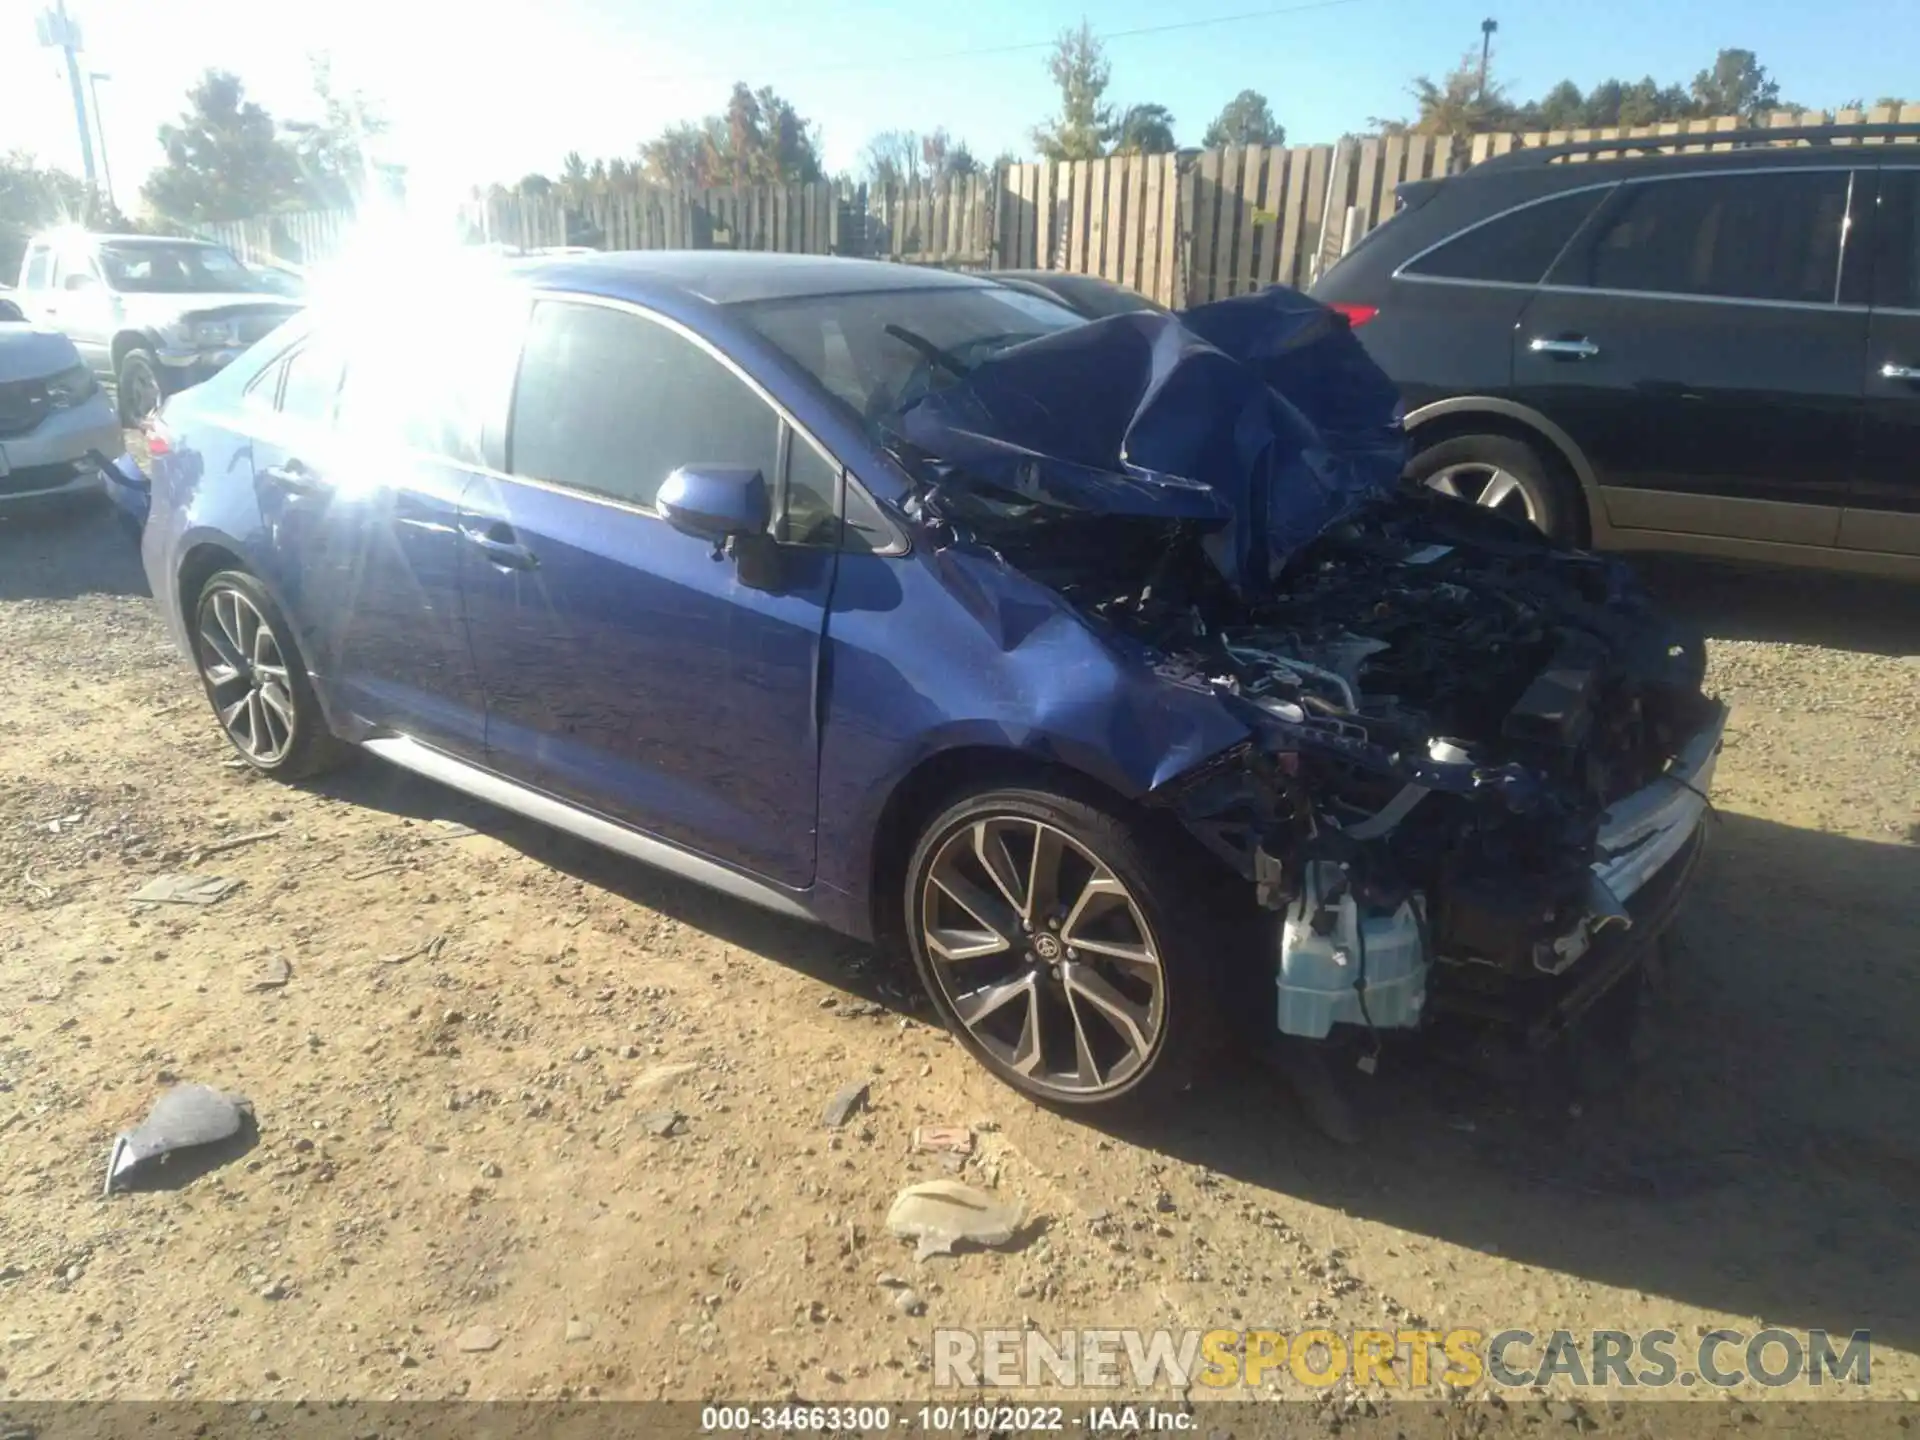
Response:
[1311,124,1920,580]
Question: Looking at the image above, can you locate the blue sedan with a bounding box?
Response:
[139,251,1722,1112]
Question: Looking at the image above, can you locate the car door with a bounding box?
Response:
[16,242,54,323]
[1846,165,1920,557]
[47,240,114,377]
[1512,166,1867,546]
[460,295,838,889]
[248,301,510,759]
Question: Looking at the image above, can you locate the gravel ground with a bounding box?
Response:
[0,502,1915,1423]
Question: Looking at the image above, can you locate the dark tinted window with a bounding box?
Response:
[509,300,779,509]
[1550,171,1850,304]
[782,436,840,546]
[1871,170,1920,309]
[1405,187,1608,283]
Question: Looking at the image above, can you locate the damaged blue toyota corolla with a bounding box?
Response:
[138,251,1724,1113]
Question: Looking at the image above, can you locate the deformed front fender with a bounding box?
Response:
[813,541,1256,935]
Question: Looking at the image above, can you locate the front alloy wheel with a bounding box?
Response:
[906,787,1227,1107]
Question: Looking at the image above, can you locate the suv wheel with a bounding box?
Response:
[1408,433,1580,543]
[117,347,163,425]
[191,570,347,780]
[904,786,1231,1108]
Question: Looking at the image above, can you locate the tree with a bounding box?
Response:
[1407,50,1515,140]
[639,83,823,187]
[862,130,922,188]
[921,129,978,180]
[143,70,303,223]
[1031,21,1116,160]
[1691,48,1780,121]
[1,151,88,279]
[1530,79,1586,129]
[1115,103,1178,154]
[282,55,388,210]
[1201,89,1283,148]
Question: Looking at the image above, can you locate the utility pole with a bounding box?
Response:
[35,0,97,193]
[89,71,115,212]
[1478,17,1498,103]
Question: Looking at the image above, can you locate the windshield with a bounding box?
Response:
[736,285,1084,436]
[99,242,264,294]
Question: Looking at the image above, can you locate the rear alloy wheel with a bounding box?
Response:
[1407,433,1580,543]
[905,787,1226,1107]
[192,570,346,780]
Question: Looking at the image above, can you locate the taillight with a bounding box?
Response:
[1328,302,1379,328]
[144,420,172,457]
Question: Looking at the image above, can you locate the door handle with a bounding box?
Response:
[261,459,325,494]
[1529,336,1601,360]
[1881,362,1920,382]
[462,524,540,571]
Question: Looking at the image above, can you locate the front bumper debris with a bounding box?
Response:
[1593,702,1725,904]
[1276,706,1725,1044]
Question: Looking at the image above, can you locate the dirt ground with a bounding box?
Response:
[1,499,1916,1417]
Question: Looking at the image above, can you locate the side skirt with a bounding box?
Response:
[360,734,818,923]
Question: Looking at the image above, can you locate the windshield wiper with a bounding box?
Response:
[883,324,972,379]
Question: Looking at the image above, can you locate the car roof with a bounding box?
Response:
[1438,137,1896,203]
[86,233,221,247]
[511,250,994,307]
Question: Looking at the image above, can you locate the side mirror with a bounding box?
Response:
[658,465,770,553]
[64,272,99,292]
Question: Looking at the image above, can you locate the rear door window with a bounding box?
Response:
[334,292,520,466]
[1869,169,1919,310]
[279,340,345,423]
[1547,170,1852,305]
[1403,187,1610,284]
[22,246,51,290]
[508,299,781,511]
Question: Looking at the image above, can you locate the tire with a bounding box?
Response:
[190,569,348,781]
[1407,432,1582,544]
[116,346,163,426]
[903,783,1241,1109]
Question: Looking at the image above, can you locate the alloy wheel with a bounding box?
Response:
[919,816,1165,1097]
[195,585,297,766]
[1424,462,1540,527]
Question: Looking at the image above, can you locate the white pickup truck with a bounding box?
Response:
[15,231,301,423]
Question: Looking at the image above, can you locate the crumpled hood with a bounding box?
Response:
[0,324,85,382]
[900,286,1405,596]
[115,292,302,329]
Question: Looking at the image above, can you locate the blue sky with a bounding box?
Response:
[3,0,1916,209]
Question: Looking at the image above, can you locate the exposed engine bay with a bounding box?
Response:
[893,288,1725,1048]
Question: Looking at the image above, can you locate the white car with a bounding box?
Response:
[0,299,125,512]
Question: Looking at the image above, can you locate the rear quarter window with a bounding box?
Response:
[1402,187,1611,285]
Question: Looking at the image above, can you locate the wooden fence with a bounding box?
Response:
[1469,100,1920,164]
[205,104,1918,307]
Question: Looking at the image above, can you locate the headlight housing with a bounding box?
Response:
[44,363,98,409]
[189,318,241,347]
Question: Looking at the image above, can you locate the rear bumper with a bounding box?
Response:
[103,453,150,530]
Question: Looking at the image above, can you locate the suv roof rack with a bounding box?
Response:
[1474,121,1920,170]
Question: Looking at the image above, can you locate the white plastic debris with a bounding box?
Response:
[886,1179,1024,1260]
[104,1084,253,1194]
